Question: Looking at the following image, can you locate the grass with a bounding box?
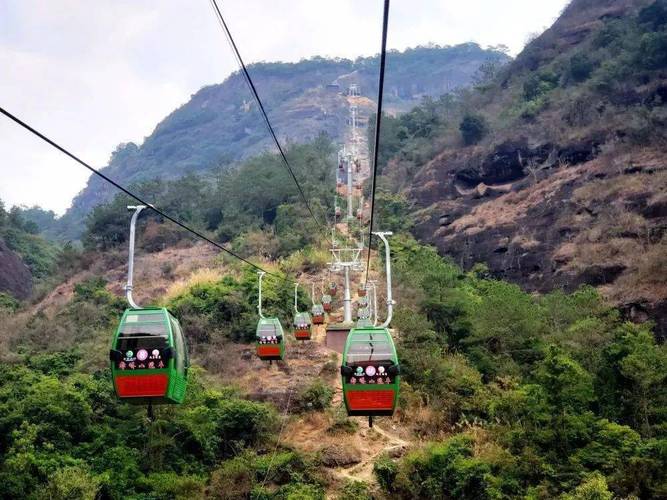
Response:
[163,267,225,303]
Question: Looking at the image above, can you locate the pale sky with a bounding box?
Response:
[0,0,569,215]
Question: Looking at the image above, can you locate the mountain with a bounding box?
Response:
[377,0,667,337]
[54,44,509,239]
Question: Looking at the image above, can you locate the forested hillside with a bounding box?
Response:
[372,0,667,337]
[0,200,59,300]
[53,44,508,241]
[1,221,665,498]
[2,1,666,498]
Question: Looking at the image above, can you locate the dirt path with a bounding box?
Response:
[276,313,411,496]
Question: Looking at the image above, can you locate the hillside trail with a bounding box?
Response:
[217,252,411,494]
[280,318,410,495]
[279,265,411,493]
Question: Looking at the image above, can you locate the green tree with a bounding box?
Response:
[459,114,489,145]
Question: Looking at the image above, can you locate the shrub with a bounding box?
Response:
[639,0,667,30]
[338,480,372,500]
[561,472,613,500]
[295,379,334,412]
[139,472,205,500]
[568,54,594,83]
[209,457,254,500]
[43,465,101,500]
[0,292,19,312]
[639,31,667,69]
[216,399,278,452]
[387,436,500,499]
[523,71,559,100]
[326,406,359,435]
[459,114,488,145]
[373,454,398,493]
[274,482,325,500]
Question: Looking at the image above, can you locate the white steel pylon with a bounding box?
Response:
[329,246,364,323]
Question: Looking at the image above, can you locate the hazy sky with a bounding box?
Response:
[0,0,569,215]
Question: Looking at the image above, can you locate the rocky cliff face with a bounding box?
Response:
[412,145,667,338]
[0,239,32,299]
[401,0,667,337]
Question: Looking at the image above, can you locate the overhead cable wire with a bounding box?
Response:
[364,0,390,285]
[0,105,285,280]
[209,0,328,236]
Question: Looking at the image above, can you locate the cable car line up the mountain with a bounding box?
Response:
[364,0,391,287]
[0,0,399,423]
[208,0,330,242]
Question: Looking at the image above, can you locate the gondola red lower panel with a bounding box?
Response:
[346,390,395,411]
[115,374,169,397]
[295,329,311,339]
[257,345,281,357]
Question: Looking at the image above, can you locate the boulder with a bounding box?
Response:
[318,444,362,467]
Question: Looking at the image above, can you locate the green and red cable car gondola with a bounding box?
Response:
[341,327,400,417]
[294,312,312,340]
[255,272,286,361]
[341,232,400,425]
[110,206,189,405]
[322,294,332,312]
[293,283,312,340]
[311,283,325,325]
[312,304,325,324]
[256,317,285,361]
[110,307,188,403]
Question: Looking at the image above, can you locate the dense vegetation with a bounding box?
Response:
[2,222,665,498]
[374,235,666,499]
[0,269,327,499]
[82,136,336,260]
[0,200,59,282]
[0,355,328,499]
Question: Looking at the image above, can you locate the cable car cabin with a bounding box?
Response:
[110,308,189,404]
[256,318,285,361]
[356,306,371,321]
[312,304,325,324]
[341,328,400,416]
[329,282,338,297]
[293,312,312,340]
[322,294,332,312]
